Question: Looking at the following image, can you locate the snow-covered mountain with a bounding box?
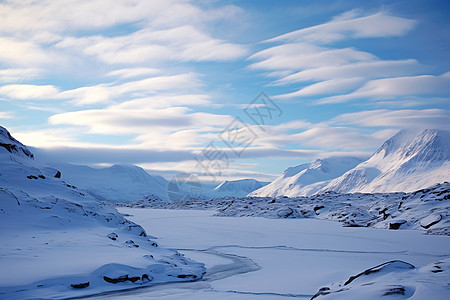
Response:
[50,163,170,202]
[211,179,268,198]
[250,129,450,197]
[0,126,204,298]
[320,129,450,194]
[249,157,364,197]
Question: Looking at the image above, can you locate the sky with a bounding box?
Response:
[0,0,449,184]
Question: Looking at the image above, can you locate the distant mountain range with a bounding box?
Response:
[250,129,450,197]
[210,179,268,198]
[51,163,170,202]
[49,164,267,201]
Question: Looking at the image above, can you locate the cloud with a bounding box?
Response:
[266,11,416,43]
[56,25,248,64]
[331,109,450,129]
[30,146,195,165]
[48,105,233,136]
[115,94,213,109]
[0,68,42,83]
[0,37,51,66]
[0,0,238,36]
[0,111,15,119]
[0,0,247,71]
[318,73,450,104]
[61,73,204,106]
[0,73,204,105]
[275,77,364,99]
[249,43,375,71]
[274,59,422,85]
[106,68,161,79]
[0,84,60,100]
[260,125,386,151]
[249,11,429,108]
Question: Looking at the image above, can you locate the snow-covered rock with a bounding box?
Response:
[249,157,364,197]
[0,126,205,299]
[311,259,450,300]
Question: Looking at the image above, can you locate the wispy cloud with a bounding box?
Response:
[0,68,43,83]
[249,43,375,71]
[331,109,450,129]
[0,84,60,100]
[266,11,416,43]
[56,25,248,65]
[0,111,15,119]
[274,59,422,85]
[318,72,450,104]
[106,68,161,79]
[0,37,52,66]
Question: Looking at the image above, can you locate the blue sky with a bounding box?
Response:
[0,0,449,183]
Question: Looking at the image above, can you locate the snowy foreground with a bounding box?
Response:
[0,126,205,299]
[91,208,450,300]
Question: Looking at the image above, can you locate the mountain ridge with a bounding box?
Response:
[250,129,450,197]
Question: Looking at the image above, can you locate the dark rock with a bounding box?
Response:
[389,220,406,230]
[27,175,38,180]
[378,208,390,220]
[107,233,118,241]
[142,274,153,282]
[177,274,197,279]
[71,282,90,289]
[383,286,405,296]
[125,240,139,247]
[54,171,61,178]
[0,142,33,158]
[431,269,443,273]
[311,287,331,299]
[103,275,129,284]
[38,175,45,179]
[0,142,17,153]
[128,276,140,283]
[314,206,325,214]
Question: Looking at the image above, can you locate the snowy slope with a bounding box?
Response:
[0,126,204,299]
[249,157,364,197]
[210,179,268,198]
[50,163,170,202]
[321,129,450,193]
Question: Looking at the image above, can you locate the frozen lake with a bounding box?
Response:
[97,208,450,299]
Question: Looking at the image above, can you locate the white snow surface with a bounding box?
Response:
[96,208,450,300]
[140,181,450,235]
[0,126,205,299]
[50,163,170,202]
[251,129,450,197]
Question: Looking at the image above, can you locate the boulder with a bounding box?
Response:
[420,214,442,229]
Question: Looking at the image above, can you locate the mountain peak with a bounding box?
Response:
[321,129,450,194]
[0,126,34,159]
